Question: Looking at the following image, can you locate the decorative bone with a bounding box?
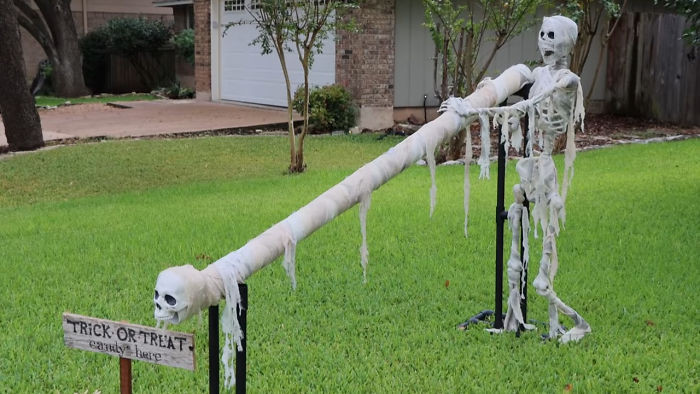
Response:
[155,64,532,388]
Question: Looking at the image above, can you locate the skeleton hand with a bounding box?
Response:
[438,96,474,117]
[555,73,580,90]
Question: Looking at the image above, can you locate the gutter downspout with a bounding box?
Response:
[82,0,88,35]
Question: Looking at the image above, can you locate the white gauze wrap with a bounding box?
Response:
[478,112,492,179]
[560,81,585,204]
[157,64,533,388]
[463,124,473,237]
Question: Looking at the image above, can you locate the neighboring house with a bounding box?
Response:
[20,0,172,85]
[193,0,696,128]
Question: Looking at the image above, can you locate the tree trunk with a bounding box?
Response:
[277,49,296,173]
[289,54,311,174]
[27,0,89,97]
[0,0,43,151]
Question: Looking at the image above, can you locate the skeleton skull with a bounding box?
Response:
[538,16,578,67]
[153,264,224,325]
[154,267,191,324]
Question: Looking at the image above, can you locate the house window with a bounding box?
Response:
[250,0,263,9]
[224,0,245,12]
[185,5,195,29]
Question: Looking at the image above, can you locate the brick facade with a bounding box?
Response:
[194,0,211,100]
[336,0,395,128]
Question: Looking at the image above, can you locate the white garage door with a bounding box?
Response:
[219,2,336,107]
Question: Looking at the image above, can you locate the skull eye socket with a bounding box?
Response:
[165,294,177,306]
[154,290,159,299]
[548,31,554,39]
[540,31,544,38]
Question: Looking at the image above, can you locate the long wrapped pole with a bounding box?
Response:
[155,64,533,389]
[214,64,532,283]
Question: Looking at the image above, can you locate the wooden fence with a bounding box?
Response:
[105,48,176,94]
[607,12,699,126]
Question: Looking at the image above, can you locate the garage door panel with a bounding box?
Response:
[219,6,335,106]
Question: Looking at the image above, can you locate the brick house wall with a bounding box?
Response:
[193,0,211,100]
[336,0,395,129]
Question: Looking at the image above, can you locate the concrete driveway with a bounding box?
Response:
[0,99,296,148]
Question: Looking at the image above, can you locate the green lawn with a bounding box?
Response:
[35,93,158,107]
[0,136,697,392]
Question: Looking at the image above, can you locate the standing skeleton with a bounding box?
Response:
[498,16,590,342]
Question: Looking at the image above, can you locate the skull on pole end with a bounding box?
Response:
[153,265,200,325]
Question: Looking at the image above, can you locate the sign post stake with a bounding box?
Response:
[119,357,133,394]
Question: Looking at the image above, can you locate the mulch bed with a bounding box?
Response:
[390,113,699,162]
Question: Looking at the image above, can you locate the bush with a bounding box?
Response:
[293,84,357,133]
[101,17,172,58]
[80,18,173,93]
[173,29,195,66]
[159,81,194,99]
[80,28,110,93]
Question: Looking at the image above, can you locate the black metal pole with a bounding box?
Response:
[519,199,529,325]
[519,122,530,326]
[494,123,507,330]
[209,305,219,394]
[236,283,248,394]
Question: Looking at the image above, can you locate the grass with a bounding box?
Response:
[0,135,697,393]
[34,93,158,107]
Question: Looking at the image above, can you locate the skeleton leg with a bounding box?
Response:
[503,184,535,331]
[532,225,590,342]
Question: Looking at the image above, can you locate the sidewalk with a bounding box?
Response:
[0,99,296,148]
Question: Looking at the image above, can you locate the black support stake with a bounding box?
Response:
[459,84,533,332]
[209,305,219,394]
[494,122,508,330]
[236,283,248,394]
[519,126,530,327]
[209,283,248,394]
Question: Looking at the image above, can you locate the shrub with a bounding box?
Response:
[80,18,173,93]
[80,28,110,93]
[173,29,195,66]
[293,84,357,133]
[160,81,194,99]
[101,17,172,58]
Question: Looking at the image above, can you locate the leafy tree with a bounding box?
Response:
[656,0,699,46]
[287,0,358,172]
[14,0,89,97]
[0,0,43,151]
[232,0,358,173]
[558,0,627,102]
[423,0,544,160]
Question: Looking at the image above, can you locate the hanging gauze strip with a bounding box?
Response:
[464,125,473,238]
[478,112,491,179]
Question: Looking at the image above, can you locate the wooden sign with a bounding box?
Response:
[63,313,195,371]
